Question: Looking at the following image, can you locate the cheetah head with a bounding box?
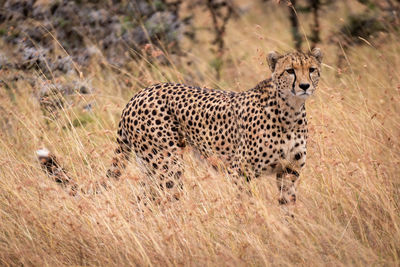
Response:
[267,48,323,103]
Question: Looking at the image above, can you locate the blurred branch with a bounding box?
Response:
[160,0,183,15]
[309,0,321,48]
[206,0,234,52]
[205,0,236,80]
[287,0,302,50]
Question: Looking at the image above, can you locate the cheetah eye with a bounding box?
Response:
[286,68,295,74]
[309,67,316,73]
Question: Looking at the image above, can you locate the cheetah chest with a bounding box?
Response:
[280,131,307,167]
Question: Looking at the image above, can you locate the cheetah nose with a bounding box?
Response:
[299,83,310,91]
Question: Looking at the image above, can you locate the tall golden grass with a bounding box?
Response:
[0,2,399,266]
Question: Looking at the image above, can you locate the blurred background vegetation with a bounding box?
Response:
[0,0,397,120]
[0,0,398,82]
[0,0,399,117]
[0,0,398,103]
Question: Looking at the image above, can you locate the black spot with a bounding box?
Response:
[285,167,299,177]
[166,180,174,188]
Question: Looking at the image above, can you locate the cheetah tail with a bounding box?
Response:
[36,148,79,196]
[36,147,120,195]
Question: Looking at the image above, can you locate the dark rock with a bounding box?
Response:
[0,0,186,76]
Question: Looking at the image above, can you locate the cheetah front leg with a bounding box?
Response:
[276,167,300,205]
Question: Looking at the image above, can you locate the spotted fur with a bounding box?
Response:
[107,48,323,204]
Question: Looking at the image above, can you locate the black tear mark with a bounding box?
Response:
[291,70,297,95]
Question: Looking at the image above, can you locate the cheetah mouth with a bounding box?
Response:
[291,89,311,98]
[298,92,311,98]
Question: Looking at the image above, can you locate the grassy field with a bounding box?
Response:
[1,1,400,266]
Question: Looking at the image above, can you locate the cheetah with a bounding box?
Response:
[106,48,323,205]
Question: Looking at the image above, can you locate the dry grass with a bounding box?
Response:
[0,2,400,266]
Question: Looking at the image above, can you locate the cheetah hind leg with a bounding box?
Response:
[134,155,184,207]
[126,129,186,204]
[105,136,132,187]
[153,151,184,202]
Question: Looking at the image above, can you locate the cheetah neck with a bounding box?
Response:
[276,90,307,132]
[256,79,307,132]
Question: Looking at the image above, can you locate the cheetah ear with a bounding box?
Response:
[311,47,323,63]
[267,51,281,72]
